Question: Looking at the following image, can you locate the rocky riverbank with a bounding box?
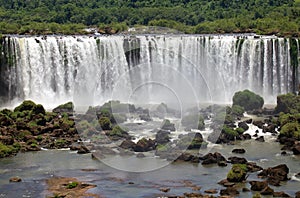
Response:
[1,90,300,197]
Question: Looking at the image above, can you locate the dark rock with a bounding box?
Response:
[255,136,265,142]
[77,145,90,154]
[134,138,156,152]
[159,188,170,193]
[218,161,228,167]
[238,121,249,131]
[155,130,170,144]
[292,145,300,155]
[242,133,251,140]
[249,181,268,191]
[220,187,239,196]
[177,152,194,162]
[253,120,264,129]
[201,152,226,165]
[263,124,276,133]
[184,192,203,197]
[204,189,218,194]
[296,191,300,198]
[136,153,145,158]
[261,186,274,195]
[246,162,263,172]
[242,188,250,192]
[228,156,247,164]
[245,119,253,124]
[232,148,246,154]
[139,114,152,122]
[120,140,136,150]
[53,102,74,114]
[161,120,176,131]
[273,191,291,197]
[9,177,22,182]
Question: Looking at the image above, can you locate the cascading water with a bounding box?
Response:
[0,35,298,109]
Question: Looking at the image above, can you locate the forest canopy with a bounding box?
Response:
[0,0,299,35]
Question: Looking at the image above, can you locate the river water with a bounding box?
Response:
[0,135,299,198]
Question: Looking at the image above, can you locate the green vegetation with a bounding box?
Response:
[0,0,298,35]
[233,90,264,111]
[275,93,300,113]
[0,142,19,158]
[227,164,248,182]
[66,181,79,189]
[99,117,112,130]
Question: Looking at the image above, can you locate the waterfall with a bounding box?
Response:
[0,35,298,109]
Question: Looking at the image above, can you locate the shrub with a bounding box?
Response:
[233,90,264,111]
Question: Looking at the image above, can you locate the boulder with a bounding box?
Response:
[201,152,226,165]
[253,120,264,129]
[249,181,268,191]
[292,145,300,155]
[273,191,291,197]
[232,148,246,154]
[155,130,170,144]
[220,187,239,196]
[255,136,265,142]
[161,119,176,131]
[227,164,247,182]
[260,186,274,195]
[228,156,247,164]
[258,164,289,186]
[238,122,249,131]
[134,138,156,152]
[120,140,136,150]
[246,162,263,172]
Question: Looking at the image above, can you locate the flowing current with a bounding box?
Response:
[0,35,299,108]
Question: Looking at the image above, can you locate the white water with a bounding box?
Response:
[1,35,298,109]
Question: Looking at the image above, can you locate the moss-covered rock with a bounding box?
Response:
[53,102,74,114]
[280,122,300,140]
[227,164,248,182]
[106,125,130,140]
[233,90,264,111]
[275,93,300,114]
[14,100,37,112]
[99,117,112,130]
[0,142,19,158]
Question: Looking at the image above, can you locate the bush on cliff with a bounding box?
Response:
[232,90,264,111]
